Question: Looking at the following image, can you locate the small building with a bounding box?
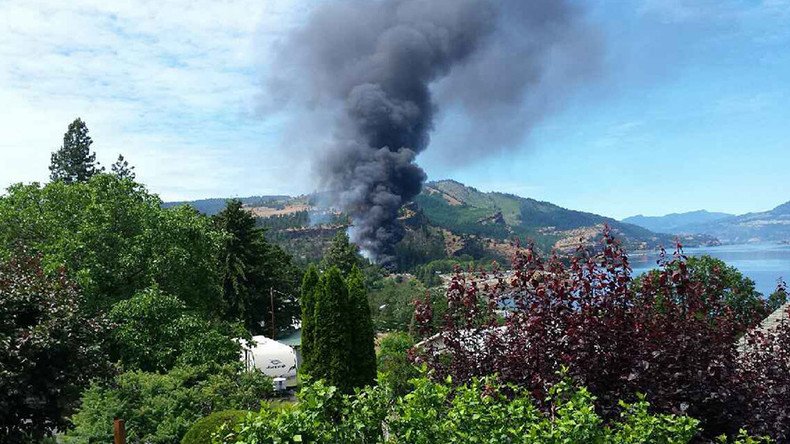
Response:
[278,329,302,360]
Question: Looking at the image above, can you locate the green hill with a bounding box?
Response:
[415,180,717,255]
[165,180,719,270]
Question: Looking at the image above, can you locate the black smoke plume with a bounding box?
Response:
[268,0,601,268]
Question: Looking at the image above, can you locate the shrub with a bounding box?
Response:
[109,287,242,372]
[413,229,763,439]
[181,410,251,444]
[64,364,272,444]
[0,253,110,442]
[377,332,418,396]
[224,375,703,443]
[738,305,790,440]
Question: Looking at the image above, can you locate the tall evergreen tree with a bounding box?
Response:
[311,266,352,392]
[299,265,320,375]
[213,199,300,336]
[49,118,102,183]
[347,265,377,388]
[111,154,136,180]
[321,231,362,275]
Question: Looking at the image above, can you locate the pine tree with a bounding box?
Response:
[49,118,102,183]
[311,266,352,392]
[299,265,320,375]
[213,199,300,336]
[347,265,377,388]
[111,154,135,180]
[321,231,362,275]
[214,200,257,322]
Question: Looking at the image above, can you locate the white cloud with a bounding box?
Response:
[0,0,310,200]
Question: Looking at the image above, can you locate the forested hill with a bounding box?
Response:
[165,179,719,270]
[414,180,717,254]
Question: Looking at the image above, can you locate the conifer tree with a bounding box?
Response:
[321,231,362,275]
[111,154,136,180]
[49,118,102,183]
[347,265,377,388]
[213,199,300,335]
[311,266,351,392]
[299,265,320,375]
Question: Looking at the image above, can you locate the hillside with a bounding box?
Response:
[415,180,717,255]
[166,180,720,269]
[622,210,733,234]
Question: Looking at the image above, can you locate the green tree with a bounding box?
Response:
[49,118,102,183]
[636,255,767,329]
[311,266,351,392]
[0,175,223,314]
[686,256,766,325]
[0,253,110,442]
[213,199,300,336]
[321,231,362,275]
[347,266,377,388]
[214,200,261,322]
[299,265,320,376]
[108,287,241,373]
[110,154,136,180]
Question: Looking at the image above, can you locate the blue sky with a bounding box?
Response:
[1,0,788,219]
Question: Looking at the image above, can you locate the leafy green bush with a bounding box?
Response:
[377,332,418,396]
[181,410,251,444]
[64,365,272,444]
[224,375,707,443]
[109,287,242,372]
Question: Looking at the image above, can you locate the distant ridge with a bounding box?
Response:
[624,201,790,244]
[163,195,290,216]
[622,210,733,234]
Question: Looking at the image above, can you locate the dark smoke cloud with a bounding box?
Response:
[267,0,601,267]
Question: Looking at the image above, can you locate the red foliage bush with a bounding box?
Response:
[0,252,110,441]
[738,304,790,440]
[414,228,771,439]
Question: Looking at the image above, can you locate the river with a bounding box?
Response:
[629,243,790,296]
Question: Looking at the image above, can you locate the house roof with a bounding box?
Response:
[755,302,790,333]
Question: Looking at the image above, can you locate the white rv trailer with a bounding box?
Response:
[239,335,299,388]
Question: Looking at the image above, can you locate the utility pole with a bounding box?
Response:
[270,287,276,340]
